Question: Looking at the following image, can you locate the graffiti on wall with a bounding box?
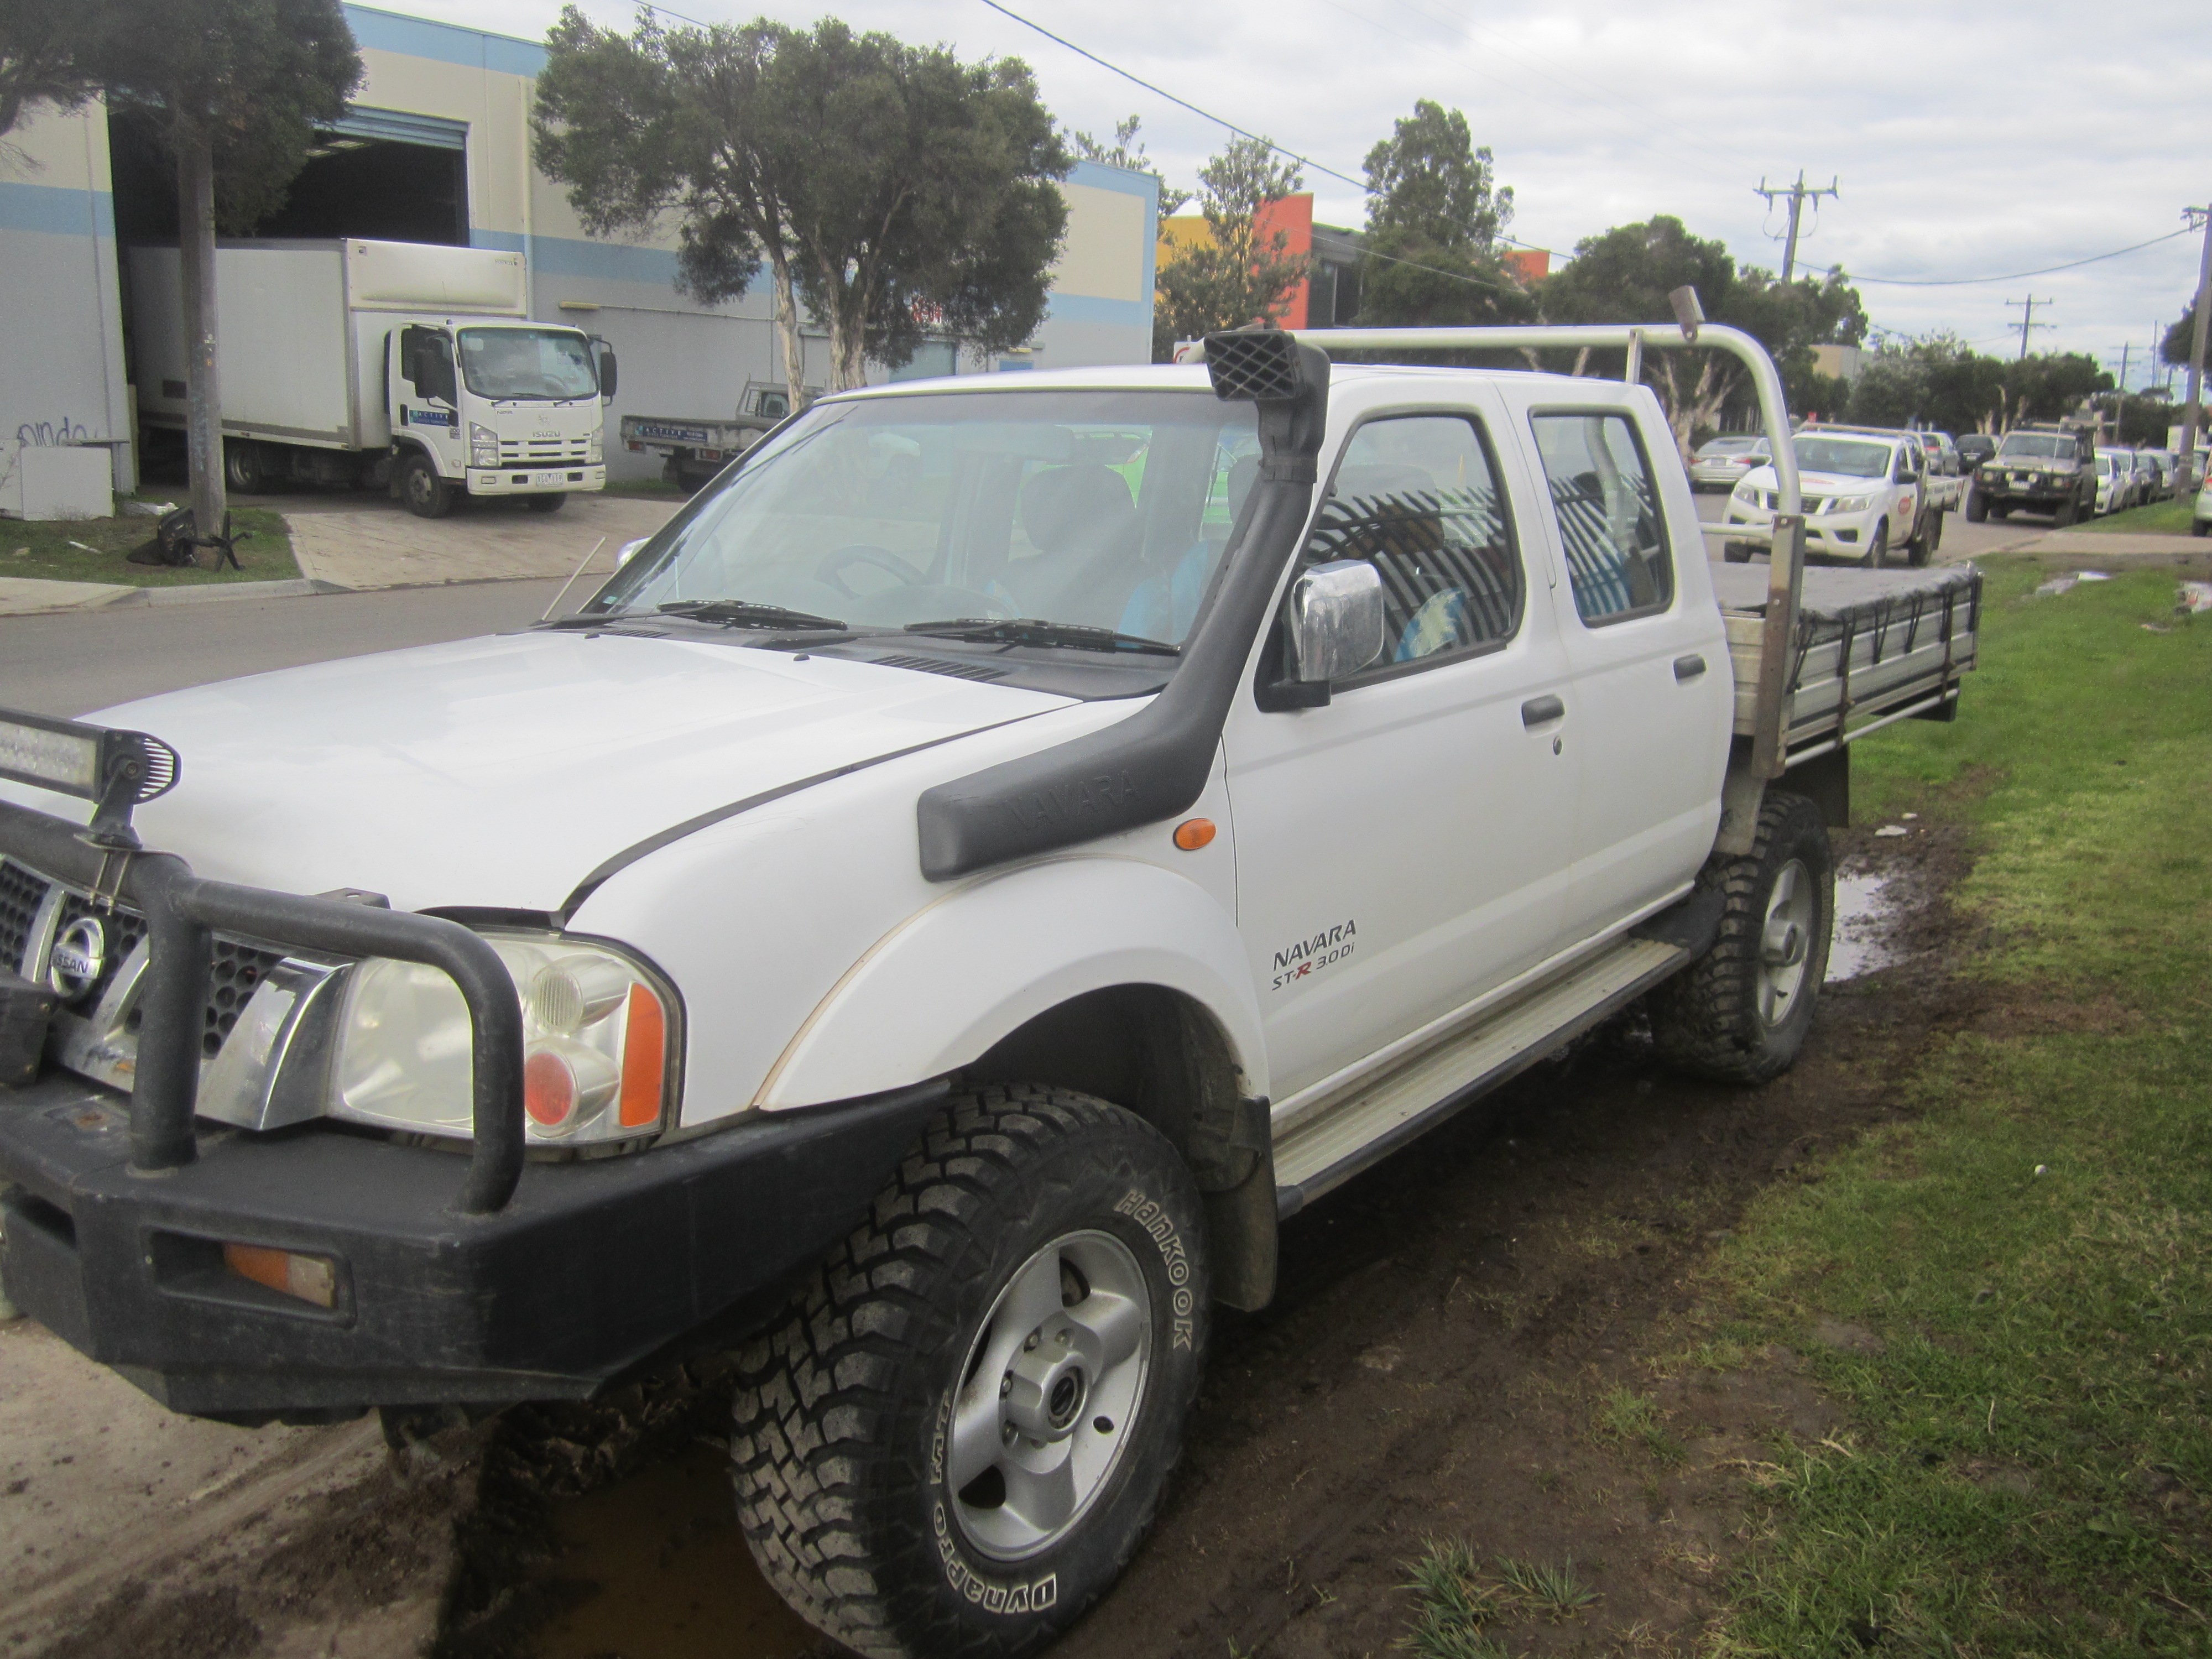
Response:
[15,415,95,448]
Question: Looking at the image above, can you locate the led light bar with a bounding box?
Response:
[0,705,179,846]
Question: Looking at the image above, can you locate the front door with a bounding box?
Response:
[1224,399,1582,1103]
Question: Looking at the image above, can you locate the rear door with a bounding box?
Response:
[1521,390,1730,946]
[1223,388,1580,1100]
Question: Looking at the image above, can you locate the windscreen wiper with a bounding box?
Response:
[655,599,851,630]
[902,618,1180,657]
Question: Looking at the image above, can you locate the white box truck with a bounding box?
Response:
[129,238,615,517]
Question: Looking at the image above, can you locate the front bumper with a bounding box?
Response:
[1,1070,946,1421]
[1723,505,1880,559]
[467,465,606,496]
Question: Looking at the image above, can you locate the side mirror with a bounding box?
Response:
[592,338,618,401]
[1287,560,1385,685]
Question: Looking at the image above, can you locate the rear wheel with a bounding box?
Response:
[731,1086,1207,1659]
[398,453,454,519]
[1650,790,1833,1086]
[223,439,270,494]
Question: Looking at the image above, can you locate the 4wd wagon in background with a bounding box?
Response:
[0,321,1979,1658]
[1966,422,2098,524]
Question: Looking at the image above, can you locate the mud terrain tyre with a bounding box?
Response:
[729,1086,1208,1659]
[1964,487,1987,523]
[1649,790,1833,1085]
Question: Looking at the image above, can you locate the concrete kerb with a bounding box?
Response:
[0,576,354,618]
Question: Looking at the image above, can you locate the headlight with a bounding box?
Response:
[469,422,499,468]
[1827,494,1873,514]
[1730,479,1758,501]
[330,933,675,1145]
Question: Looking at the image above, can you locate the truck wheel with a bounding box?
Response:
[1964,488,1987,524]
[730,1086,1207,1659]
[524,493,566,514]
[223,439,270,494]
[1649,790,1833,1086]
[399,453,454,519]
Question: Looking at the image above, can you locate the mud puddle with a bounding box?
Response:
[1828,864,1903,981]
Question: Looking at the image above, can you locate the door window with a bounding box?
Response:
[1530,413,1674,626]
[1295,414,1522,675]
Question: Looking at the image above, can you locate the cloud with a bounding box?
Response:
[397,0,2212,383]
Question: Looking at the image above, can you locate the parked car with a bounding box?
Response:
[1723,429,1948,565]
[1965,424,2098,525]
[2141,449,2178,500]
[1956,433,1997,472]
[1690,434,1763,491]
[2091,450,2133,516]
[2130,449,2163,504]
[1915,430,1962,476]
[0,322,1984,1659]
[2194,483,2211,535]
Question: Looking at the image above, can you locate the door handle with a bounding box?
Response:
[1673,653,1708,681]
[1521,695,1565,727]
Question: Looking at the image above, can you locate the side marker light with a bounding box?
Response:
[1172,818,1216,852]
[223,1243,338,1308]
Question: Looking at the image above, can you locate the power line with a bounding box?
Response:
[1814,227,2193,287]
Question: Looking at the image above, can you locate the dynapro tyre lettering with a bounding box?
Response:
[1116,1187,1196,1349]
[931,1493,1058,1613]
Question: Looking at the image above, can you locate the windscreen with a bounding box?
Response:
[457,328,598,400]
[1792,438,1891,478]
[1997,433,2077,460]
[592,389,1263,643]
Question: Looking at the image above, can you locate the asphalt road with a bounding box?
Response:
[0,577,567,718]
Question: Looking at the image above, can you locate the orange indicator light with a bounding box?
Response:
[1172,818,1217,852]
[618,983,667,1128]
[223,1243,338,1308]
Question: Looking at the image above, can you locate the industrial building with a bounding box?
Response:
[0,3,1159,500]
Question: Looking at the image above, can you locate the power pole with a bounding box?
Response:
[2112,342,2130,443]
[2006,295,2055,361]
[1753,171,1840,283]
[2180,205,2211,487]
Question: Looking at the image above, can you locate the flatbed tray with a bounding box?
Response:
[1710,561,1980,749]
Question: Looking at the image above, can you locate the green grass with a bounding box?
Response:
[1700,559,2212,1656]
[1597,1385,1688,1466]
[1401,1542,1601,1654]
[1,499,298,587]
[2079,497,2199,535]
[599,477,692,499]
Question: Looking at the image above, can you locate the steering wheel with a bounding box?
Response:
[818,544,924,598]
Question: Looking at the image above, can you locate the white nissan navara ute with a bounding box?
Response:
[0,324,1979,1657]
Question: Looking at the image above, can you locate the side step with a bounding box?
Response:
[1273,936,1688,1215]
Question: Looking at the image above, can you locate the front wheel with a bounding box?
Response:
[731,1087,1208,1659]
[524,492,566,514]
[1865,519,1890,568]
[2054,497,2079,528]
[1964,488,1987,523]
[398,453,454,519]
[1650,790,1834,1085]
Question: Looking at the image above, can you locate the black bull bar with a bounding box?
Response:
[0,795,527,1213]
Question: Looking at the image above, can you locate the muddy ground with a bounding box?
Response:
[6,812,1980,1659]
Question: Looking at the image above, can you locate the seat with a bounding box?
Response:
[1000,464,1140,625]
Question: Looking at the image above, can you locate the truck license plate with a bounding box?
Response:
[533,472,566,488]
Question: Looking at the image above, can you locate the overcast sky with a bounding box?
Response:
[393,0,2212,389]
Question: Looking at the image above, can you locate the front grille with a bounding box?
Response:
[497,439,593,464]
[204,938,288,1057]
[2,860,305,1071]
[1,857,44,972]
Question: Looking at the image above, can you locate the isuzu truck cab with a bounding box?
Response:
[0,323,1977,1658]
